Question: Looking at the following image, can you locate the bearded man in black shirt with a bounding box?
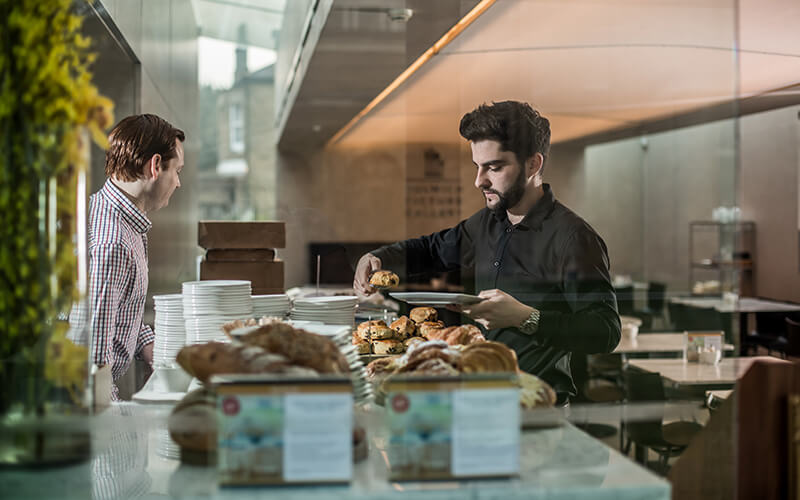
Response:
[353,101,621,405]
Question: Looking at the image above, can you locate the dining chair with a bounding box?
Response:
[775,317,800,358]
[623,370,703,472]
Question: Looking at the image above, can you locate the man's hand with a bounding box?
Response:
[353,253,382,298]
[141,341,154,366]
[456,289,533,330]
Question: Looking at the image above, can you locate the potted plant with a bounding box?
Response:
[0,0,113,465]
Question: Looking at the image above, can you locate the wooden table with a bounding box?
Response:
[614,333,734,356]
[626,356,786,390]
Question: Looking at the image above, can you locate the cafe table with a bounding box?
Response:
[613,333,735,357]
[626,356,785,393]
[669,297,800,353]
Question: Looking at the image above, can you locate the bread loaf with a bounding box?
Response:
[234,321,349,374]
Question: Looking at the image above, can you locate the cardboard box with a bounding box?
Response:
[200,260,284,291]
[206,249,276,262]
[198,221,285,250]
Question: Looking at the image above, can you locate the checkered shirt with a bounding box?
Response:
[88,180,155,400]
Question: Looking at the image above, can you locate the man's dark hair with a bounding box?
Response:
[459,101,551,168]
[105,114,185,181]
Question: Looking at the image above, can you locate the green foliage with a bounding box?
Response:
[0,0,113,411]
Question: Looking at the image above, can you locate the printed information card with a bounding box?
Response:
[452,387,520,476]
[214,375,353,486]
[385,375,520,480]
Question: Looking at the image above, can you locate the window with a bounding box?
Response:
[229,101,244,153]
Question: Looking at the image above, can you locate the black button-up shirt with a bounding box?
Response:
[372,184,621,399]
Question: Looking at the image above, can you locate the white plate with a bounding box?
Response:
[132,391,186,404]
[389,292,485,306]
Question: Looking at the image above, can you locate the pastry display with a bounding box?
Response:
[355,318,408,356]
[365,357,399,379]
[356,319,387,342]
[168,387,217,459]
[418,320,445,339]
[369,270,400,289]
[353,340,371,355]
[403,336,426,350]
[429,325,486,346]
[373,339,405,355]
[389,316,416,339]
[409,306,437,324]
[231,321,350,374]
[176,321,349,383]
[459,341,518,374]
[370,325,396,340]
[517,372,558,409]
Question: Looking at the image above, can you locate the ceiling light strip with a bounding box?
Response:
[327,0,497,146]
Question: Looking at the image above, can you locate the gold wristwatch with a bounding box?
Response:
[518,307,540,335]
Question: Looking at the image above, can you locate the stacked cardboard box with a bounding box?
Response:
[198,221,285,294]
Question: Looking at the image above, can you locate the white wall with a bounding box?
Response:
[99,0,200,299]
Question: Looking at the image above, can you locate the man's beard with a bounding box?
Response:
[485,168,526,213]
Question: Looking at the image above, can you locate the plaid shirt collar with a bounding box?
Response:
[99,179,152,234]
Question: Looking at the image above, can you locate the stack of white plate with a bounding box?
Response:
[157,428,181,460]
[289,296,358,326]
[152,294,186,366]
[182,280,252,344]
[252,294,291,319]
[294,322,372,404]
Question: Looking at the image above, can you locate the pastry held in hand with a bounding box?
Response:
[369,270,400,289]
[409,306,437,324]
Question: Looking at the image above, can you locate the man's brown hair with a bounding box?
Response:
[105,114,185,181]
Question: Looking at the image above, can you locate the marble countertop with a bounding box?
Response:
[4,403,669,500]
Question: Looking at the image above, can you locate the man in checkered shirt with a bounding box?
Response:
[87,114,185,400]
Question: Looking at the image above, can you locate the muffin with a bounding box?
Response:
[390,316,416,339]
[372,339,405,355]
[354,341,371,355]
[371,325,397,340]
[410,307,437,324]
[356,319,386,341]
[369,270,399,288]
